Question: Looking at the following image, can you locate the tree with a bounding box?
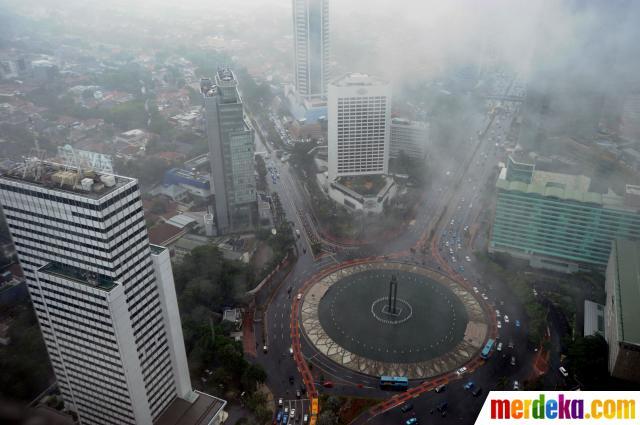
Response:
[567,334,610,389]
[317,411,339,425]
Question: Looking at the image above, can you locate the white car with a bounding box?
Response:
[497,321,502,329]
[473,286,479,293]
[559,366,569,377]
[297,293,302,300]
[289,347,294,356]
[496,342,503,352]
[290,408,296,419]
[482,293,488,300]
[452,257,457,263]
[495,309,501,317]
[513,381,520,390]
[465,256,471,262]
[504,315,510,323]
[456,366,467,375]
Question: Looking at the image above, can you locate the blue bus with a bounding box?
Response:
[379,375,409,390]
[481,338,495,359]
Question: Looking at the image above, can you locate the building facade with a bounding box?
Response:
[292,0,330,99]
[389,118,429,160]
[489,157,640,272]
[327,73,391,181]
[0,160,225,425]
[605,239,640,383]
[202,68,256,235]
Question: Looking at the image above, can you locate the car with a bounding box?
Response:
[303,414,309,423]
[513,380,520,390]
[289,347,294,356]
[278,398,283,407]
[322,381,334,388]
[296,389,301,398]
[510,356,516,366]
[496,342,503,352]
[290,408,295,419]
[495,309,501,317]
[465,256,471,262]
[297,293,302,300]
[456,366,467,375]
[504,315,509,323]
[263,345,268,353]
[497,321,502,329]
[434,384,446,393]
[452,257,457,263]
[464,381,475,390]
[276,410,283,423]
[473,286,479,293]
[282,412,289,425]
[559,366,569,377]
[405,418,419,425]
[400,403,414,413]
[472,387,483,397]
[482,293,488,300]
[508,341,514,349]
[515,320,521,327]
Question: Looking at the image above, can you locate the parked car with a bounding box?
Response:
[464,381,475,390]
[510,356,516,366]
[435,384,446,393]
[303,414,309,423]
[504,315,510,323]
[405,418,419,425]
[456,366,467,375]
[559,366,569,377]
[513,381,520,390]
[496,342,503,352]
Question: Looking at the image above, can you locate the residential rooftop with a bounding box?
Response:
[611,239,640,345]
[0,159,134,199]
[39,262,117,292]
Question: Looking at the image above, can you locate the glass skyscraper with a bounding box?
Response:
[292,0,330,99]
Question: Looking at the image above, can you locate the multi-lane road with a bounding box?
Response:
[250,73,538,425]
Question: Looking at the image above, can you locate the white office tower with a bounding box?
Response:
[390,118,430,160]
[327,73,392,181]
[0,160,226,425]
[292,0,330,99]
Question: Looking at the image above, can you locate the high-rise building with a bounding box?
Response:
[389,118,429,160]
[202,68,256,235]
[0,160,226,425]
[292,0,330,99]
[489,157,640,273]
[604,239,640,383]
[327,73,391,181]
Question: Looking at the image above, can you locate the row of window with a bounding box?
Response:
[0,181,138,211]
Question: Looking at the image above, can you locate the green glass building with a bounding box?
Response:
[489,157,640,272]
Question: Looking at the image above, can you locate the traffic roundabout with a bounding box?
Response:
[298,261,490,379]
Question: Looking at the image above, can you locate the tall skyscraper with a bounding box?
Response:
[292,0,330,99]
[389,118,429,160]
[0,159,226,425]
[327,73,391,181]
[202,68,256,235]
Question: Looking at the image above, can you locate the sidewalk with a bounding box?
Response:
[242,309,257,358]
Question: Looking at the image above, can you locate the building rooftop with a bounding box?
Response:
[148,222,186,246]
[39,262,117,291]
[149,244,167,255]
[497,167,635,211]
[391,118,428,128]
[330,72,387,88]
[1,159,134,199]
[612,239,640,345]
[154,391,226,425]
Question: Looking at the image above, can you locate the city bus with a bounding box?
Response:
[481,338,495,359]
[379,375,409,391]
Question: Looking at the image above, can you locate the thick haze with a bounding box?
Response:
[2,0,639,84]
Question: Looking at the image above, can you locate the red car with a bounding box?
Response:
[322,381,334,388]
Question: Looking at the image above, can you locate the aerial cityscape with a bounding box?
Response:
[0,0,638,424]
